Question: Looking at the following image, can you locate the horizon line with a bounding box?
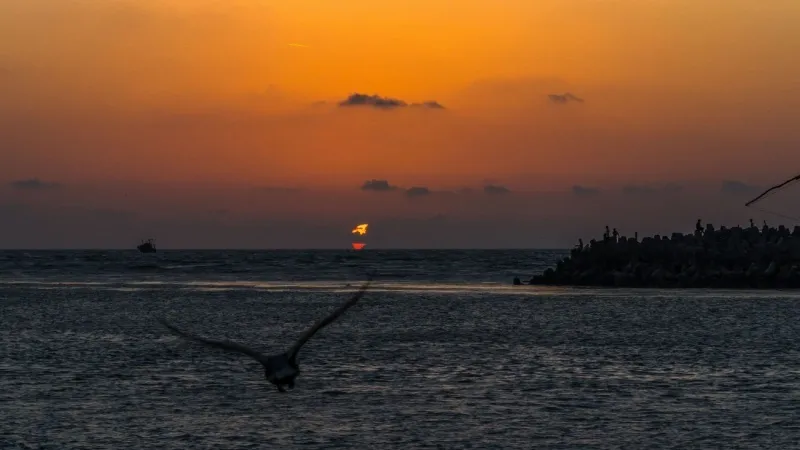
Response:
[0,247,570,251]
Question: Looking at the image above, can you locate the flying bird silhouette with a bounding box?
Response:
[158,276,373,392]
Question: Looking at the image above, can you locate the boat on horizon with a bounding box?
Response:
[137,239,157,253]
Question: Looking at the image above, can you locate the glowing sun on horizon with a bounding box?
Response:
[351,223,368,250]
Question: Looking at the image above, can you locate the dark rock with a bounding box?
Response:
[528,221,800,289]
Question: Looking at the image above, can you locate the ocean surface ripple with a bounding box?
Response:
[1,250,799,449]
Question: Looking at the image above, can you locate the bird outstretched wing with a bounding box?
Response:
[286,275,374,363]
[158,317,267,363]
[745,173,800,207]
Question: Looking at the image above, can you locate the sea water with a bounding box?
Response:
[1,250,799,449]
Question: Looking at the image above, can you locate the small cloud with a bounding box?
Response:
[721,180,760,195]
[361,179,398,192]
[405,186,431,198]
[288,43,309,48]
[339,93,407,109]
[548,93,584,104]
[10,178,62,190]
[572,185,600,196]
[484,185,511,195]
[338,93,445,110]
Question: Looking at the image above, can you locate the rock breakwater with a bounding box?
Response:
[530,221,800,288]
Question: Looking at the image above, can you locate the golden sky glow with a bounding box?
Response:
[4,0,799,107]
[1,0,800,247]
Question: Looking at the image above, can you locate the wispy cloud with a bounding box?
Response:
[572,185,600,196]
[721,180,760,195]
[483,184,511,195]
[405,186,431,198]
[622,183,683,195]
[410,101,445,109]
[254,186,303,194]
[9,178,62,190]
[548,93,584,104]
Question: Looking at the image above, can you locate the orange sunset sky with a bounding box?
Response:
[1,0,799,248]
